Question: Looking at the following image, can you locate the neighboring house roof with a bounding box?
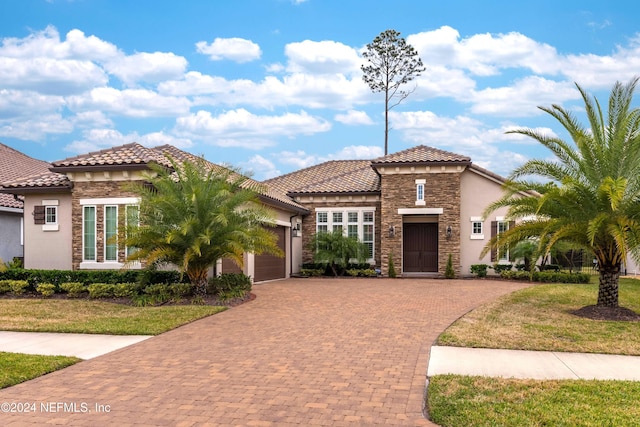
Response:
[1,142,308,214]
[0,143,53,208]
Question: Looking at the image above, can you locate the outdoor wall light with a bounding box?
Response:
[389,225,395,238]
[446,225,452,239]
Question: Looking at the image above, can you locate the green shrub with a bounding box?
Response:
[168,283,193,297]
[470,264,488,278]
[492,263,513,273]
[208,273,252,301]
[87,283,116,298]
[113,283,138,298]
[345,269,360,277]
[445,254,455,279]
[300,268,324,277]
[0,280,12,294]
[36,283,56,297]
[0,268,184,287]
[7,280,29,295]
[59,282,87,297]
[499,270,590,283]
[539,264,561,272]
[388,254,397,278]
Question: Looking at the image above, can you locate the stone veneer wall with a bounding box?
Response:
[379,172,462,276]
[299,199,382,268]
[71,181,141,270]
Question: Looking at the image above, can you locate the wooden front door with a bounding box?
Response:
[403,223,438,272]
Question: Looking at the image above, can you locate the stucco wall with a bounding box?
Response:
[23,193,73,270]
[0,210,23,263]
[459,168,511,275]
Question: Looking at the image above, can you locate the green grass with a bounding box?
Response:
[0,300,227,335]
[429,277,640,426]
[0,352,80,389]
[437,277,640,355]
[428,375,640,427]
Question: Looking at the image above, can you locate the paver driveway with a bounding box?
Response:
[0,278,529,426]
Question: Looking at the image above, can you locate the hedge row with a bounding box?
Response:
[0,269,187,288]
[500,270,591,283]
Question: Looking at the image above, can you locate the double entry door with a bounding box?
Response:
[403,223,438,272]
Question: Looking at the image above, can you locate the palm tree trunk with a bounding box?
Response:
[187,268,209,297]
[597,267,620,307]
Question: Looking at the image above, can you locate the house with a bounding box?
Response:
[265,145,513,276]
[0,143,52,265]
[0,143,308,281]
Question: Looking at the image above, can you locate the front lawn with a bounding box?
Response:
[429,277,640,427]
[0,352,80,389]
[0,299,227,335]
[437,277,640,355]
[428,375,640,427]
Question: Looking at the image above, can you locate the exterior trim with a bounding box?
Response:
[398,208,443,215]
[80,197,140,205]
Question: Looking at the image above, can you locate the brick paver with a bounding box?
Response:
[0,278,529,426]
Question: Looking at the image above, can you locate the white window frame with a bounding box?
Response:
[315,207,376,262]
[497,219,510,262]
[82,205,97,262]
[470,216,484,240]
[104,205,118,262]
[415,179,426,206]
[125,204,140,258]
[42,199,59,231]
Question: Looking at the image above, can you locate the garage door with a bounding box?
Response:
[254,226,286,282]
[403,223,438,272]
[221,257,243,274]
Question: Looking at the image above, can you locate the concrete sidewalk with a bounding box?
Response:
[428,345,640,381]
[0,331,152,359]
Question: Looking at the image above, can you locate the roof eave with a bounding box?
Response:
[258,194,310,215]
[370,160,471,169]
[0,184,73,195]
[287,190,381,197]
[50,163,159,173]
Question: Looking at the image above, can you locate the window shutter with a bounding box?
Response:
[508,221,516,262]
[490,221,497,262]
[34,205,45,224]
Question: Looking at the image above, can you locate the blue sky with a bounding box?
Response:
[1,0,639,180]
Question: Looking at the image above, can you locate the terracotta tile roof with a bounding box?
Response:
[371,145,471,166]
[0,143,54,208]
[264,160,379,195]
[51,142,172,170]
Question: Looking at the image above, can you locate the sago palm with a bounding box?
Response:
[483,77,640,308]
[125,155,282,296]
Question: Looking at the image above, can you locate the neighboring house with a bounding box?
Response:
[0,143,308,281]
[0,143,51,265]
[265,145,514,276]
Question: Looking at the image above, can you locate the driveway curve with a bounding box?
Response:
[0,278,529,426]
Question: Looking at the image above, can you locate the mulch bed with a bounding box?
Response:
[572,305,640,322]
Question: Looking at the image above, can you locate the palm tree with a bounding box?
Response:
[125,156,282,296]
[483,78,640,308]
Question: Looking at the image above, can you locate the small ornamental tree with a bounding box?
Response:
[308,230,369,276]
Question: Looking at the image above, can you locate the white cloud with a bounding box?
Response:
[327,145,383,160]
[174,109,331,147]
[241,154,281,179]
[469,77,578,116]
[335,110,374,125]
[67,87,191,117]
[0,57,107,94]
[275,145,383,170]
[196,37,261,62]
[157,71,234,96]
[0,114,73,141]
[64,128,193,154]
[0,89,65,119]
[285,40,361,74]
[103,51,188,87]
